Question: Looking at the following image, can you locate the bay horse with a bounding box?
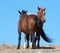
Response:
[17,7,52,49]
[30,7,52,48]
[17,10,39,49]
[30,7,46,48]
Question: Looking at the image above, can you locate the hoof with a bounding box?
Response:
[37,45,40,48]
[32,44,36,49]
[17,47,20,49]
[32,47,36,49]
[26,46,29,48]
[32,45,36,49]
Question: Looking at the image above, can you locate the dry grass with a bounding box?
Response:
[0,44,60,53]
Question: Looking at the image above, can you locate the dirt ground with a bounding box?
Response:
[0,44,60,53]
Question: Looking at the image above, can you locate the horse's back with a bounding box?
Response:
[28,14,37,18]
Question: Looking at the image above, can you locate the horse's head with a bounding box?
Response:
[37,7,46,23]
[18,10,27,15]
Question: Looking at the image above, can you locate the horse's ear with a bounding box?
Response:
[38,6,40,10]
[18,10,21,14]
[43,8,46,11]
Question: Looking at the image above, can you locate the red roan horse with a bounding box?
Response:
[17,7,52,49]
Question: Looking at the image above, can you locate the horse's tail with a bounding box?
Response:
[40,28,52,42]
[36,18,52,42]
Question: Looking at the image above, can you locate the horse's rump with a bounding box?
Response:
[27,14,37,31]
[18,13,38,34]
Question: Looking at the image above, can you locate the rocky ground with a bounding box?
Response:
[0,44,60,53]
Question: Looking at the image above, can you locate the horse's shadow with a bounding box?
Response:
[32,47,55,49]
[40,47,55,49]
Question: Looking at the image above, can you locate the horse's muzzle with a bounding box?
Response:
[43,19,46,23]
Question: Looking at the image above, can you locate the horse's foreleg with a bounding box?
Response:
[17,32,21,49]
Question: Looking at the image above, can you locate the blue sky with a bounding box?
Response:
[0,0,60,45]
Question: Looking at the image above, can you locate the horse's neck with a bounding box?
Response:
[36,14,40,18]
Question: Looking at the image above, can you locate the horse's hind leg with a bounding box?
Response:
[24,35,26,48]
[36,33,40,48]
[26,34,29,48]
[30,33,32,48]
[24,34,29,48]
[31,32,36,49]
[30,32,36,48]
[17,32,21,49]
